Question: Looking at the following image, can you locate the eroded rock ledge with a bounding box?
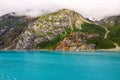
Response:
[55,32,99,51]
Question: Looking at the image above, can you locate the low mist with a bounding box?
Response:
[0,0,120,19]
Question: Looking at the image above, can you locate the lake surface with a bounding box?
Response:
[0,50,120,80]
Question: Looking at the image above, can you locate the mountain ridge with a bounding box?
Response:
[0,9,119,51]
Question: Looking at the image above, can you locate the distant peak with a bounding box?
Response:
[56,8,84,18]
[59,9,74,12]
[58,9,78,14]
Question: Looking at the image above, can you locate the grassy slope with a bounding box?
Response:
[99,16,120,46]
[107,26,120,46]
[81,23,115,49]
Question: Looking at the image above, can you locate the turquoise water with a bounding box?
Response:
[0,51,120,80]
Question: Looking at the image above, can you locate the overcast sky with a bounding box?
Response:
[0,0,120,19]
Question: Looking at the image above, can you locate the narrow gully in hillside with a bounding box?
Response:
[102,26,120,49]
[103,26,110,39]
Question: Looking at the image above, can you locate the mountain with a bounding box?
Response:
[96,15,120,47]
[0,9,116,50]
[15,9,91,49]
[96,15,120,26]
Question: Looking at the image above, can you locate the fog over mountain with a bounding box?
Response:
[0,0,120,19]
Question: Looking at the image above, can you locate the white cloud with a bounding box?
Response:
[0,0,120,19]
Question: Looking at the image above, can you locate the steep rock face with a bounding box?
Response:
[0,13,29,49]
[55,32,99,51]
[15,9,90,49]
